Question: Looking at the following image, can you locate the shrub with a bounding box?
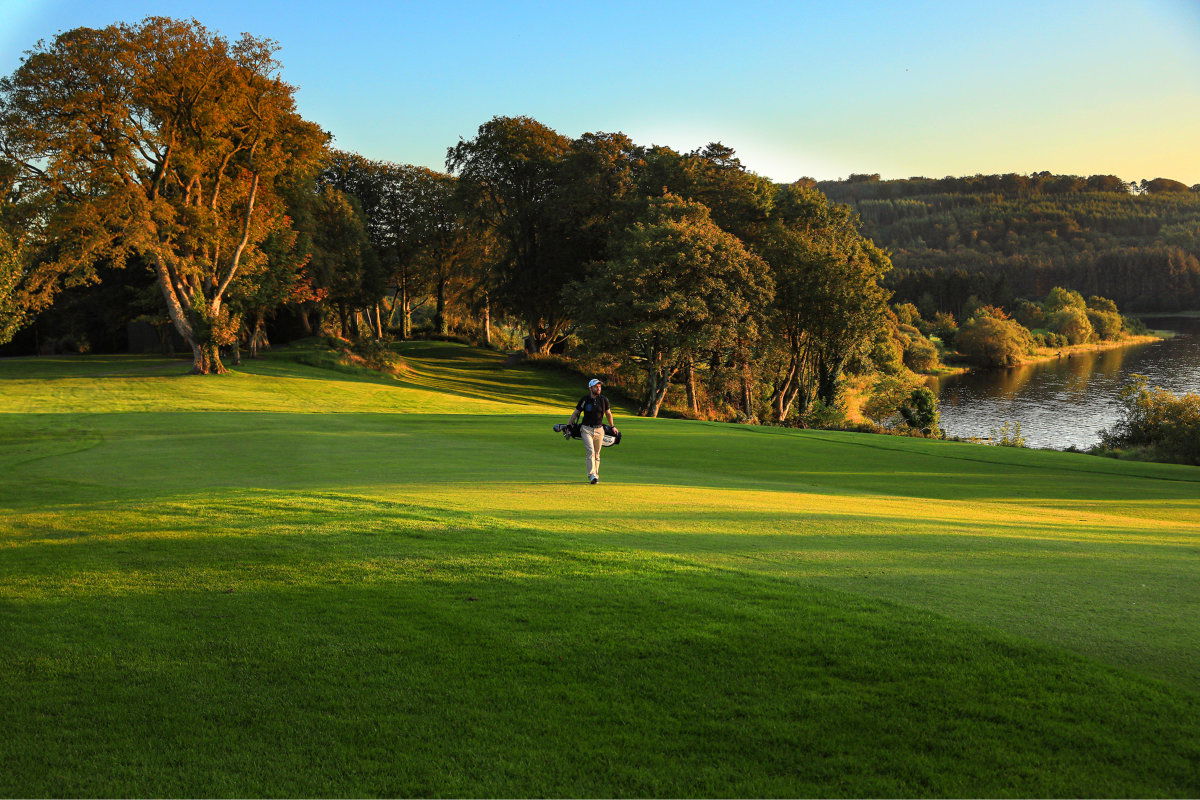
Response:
[1031,329,1068,348]
[899,387,941,435]
[863,374,919,423]
[991,421,1027,447]
[802,399,847,429]
[1123,314,1150,336]
[1087,295,1119,313]
[348,339,407,376]
[1047,306,1094,345]
[930,311,958,346]
[902,336,940,372]
[893,302,921,327]
[868,326,905,374]
[1099,375,1200,465]
[956,315,1035,367]
[1044,286,1087,312]
[1012,299,1046,329]
[1086,308,1123,341]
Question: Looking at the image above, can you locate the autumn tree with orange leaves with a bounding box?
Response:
[0,17,326,372]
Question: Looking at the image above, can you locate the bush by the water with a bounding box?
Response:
[1047,306,1094,345]
[1098,375,1200,465]
[899,387,941,435]
[955,314,1035,367]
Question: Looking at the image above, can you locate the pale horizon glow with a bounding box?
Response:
[2,0,1199,185]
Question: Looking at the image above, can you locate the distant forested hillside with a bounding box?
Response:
[817,173,1200,313]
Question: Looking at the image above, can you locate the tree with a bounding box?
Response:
[1100,375,1200,465]
[1043,286,1086,312]
[0,18,326,373]
[1047,305,1094,344]
[0,229,25,344]
[568,194,772,417]
[446,116,572,353]
[1141,178,1190,194]
[322,153,446,339]
[759,183,892,421]
[956,315,1034,367]
[227,172,323,358]
[307,185,380,338]
[899,387,940,435]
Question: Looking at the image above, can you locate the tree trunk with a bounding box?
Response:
[386,287,400,330]
[648,367,675,417]
[400,282,411,339]
[374,303,384,338]
[741,370,753,420]
[191,341,227,375]
[249,312,265,358]
[794,381,814,424]
[817,355,843,407]
[435,277,447,335]
[481,291,491,347]
[685,360,698,416]
[641,366,657,417]
[299,306,312,335]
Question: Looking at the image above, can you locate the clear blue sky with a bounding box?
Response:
[3,0,1199,183]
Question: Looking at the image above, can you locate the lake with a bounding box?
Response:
[928,315,1200,450]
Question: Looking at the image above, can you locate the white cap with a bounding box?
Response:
[588,378,602,388]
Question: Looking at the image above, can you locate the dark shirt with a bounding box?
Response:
[575,393,610,427]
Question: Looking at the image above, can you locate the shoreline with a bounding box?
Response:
[933,333,1164,376]
[1016,333,1164,368]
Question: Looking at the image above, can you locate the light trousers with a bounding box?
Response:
[581,424,604,478]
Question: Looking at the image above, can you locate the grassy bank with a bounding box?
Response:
[2,342,1198,797]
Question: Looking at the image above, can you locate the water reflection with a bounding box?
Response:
[929,316,1200,449]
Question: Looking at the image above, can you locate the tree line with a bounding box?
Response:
[818,174,1200,314]
[5,18,1179,426]
[0,17,906,424]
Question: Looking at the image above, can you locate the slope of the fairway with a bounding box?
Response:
[2,343,1199,798]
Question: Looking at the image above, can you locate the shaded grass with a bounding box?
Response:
[2,344,1199,796]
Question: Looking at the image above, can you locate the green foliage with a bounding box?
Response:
[992,421,1027,448]
[800,398,847,429]
[1086,308,1123,340]
[1031,328,1069,348]
[898,387,940,434]
[955,315,1036,367]
[1047,306,1094,345]
[862,373,919,423]
[930,311,958,345]
[1012,299,1046,329]
[1044,286,1087,312]
[902,334,940,372]
[821,174,1200,312]
[892,301,921,327]
[758,183,893,422]
[567,194,772,417]
[307,185,383,336]
[1123,314,1150,335]
[446,116,574,352]
[1100,375,1200,465]
[0,230,26,345]
[868,324,905,375]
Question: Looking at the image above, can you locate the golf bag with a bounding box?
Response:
[553,422,622,447]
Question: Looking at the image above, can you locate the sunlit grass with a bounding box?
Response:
[2,342,1198,796]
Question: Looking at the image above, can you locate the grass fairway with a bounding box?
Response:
[2,342,1199,798]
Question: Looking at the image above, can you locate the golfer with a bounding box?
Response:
[568,378,616,484]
